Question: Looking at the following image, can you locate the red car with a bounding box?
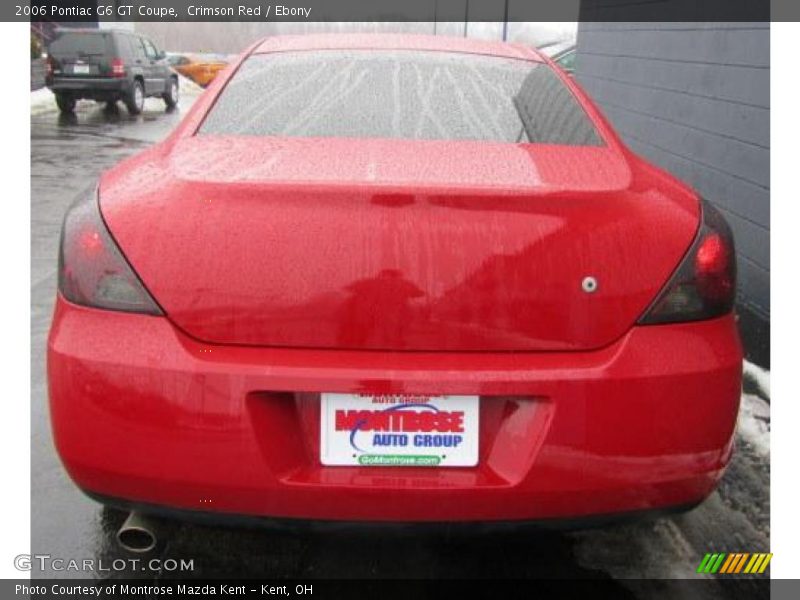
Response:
[48,34,742,525]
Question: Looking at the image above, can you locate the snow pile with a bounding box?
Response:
[738,393,770,458]
[738,360,770,458]
[176,73,204,97]
[743,360,770,397]
[30,87,56,115]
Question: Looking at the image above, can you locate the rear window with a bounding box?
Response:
[48,32,111,57]
[199,50,602,146]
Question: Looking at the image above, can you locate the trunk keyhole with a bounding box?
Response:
[582,277,598,293]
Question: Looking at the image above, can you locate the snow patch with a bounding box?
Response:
[176,73,204,97]
[30,87,56,115]
[736,360,770,458]
[738,392,770,458]
[743,360,770,398]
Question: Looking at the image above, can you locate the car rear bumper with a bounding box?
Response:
[85,490,702,532]
[47,296,743,523]
[47,77,131,95]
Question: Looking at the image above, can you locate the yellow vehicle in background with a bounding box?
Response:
[168,53,230,87]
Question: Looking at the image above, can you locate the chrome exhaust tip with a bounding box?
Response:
[116,511,159,553]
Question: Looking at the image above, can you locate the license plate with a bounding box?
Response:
[72,64,90,74]
[320,393,479,467]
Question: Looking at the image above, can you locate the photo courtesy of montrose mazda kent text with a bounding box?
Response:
[47,34,742,525]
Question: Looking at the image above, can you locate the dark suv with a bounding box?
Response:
[46,29,178,115]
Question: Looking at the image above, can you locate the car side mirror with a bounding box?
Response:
[157,50,166,60]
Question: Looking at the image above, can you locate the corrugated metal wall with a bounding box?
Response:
[575,22,770,319]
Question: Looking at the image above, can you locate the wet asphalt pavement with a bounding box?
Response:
[30,91,769,595]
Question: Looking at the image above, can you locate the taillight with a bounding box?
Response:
[111,58,125,78]
[638,200,736,324]
[58,186,162,315]
[45,56,53,78]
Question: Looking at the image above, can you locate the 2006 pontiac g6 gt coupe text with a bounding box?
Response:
[48,34,742,524]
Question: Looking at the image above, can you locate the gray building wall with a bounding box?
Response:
[575,22,770,320]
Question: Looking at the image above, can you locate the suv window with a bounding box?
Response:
[142,39,159,60]
[199,50,602,146]
[121,36,145,61]
[48,32,111,58]
[116,34,133,60]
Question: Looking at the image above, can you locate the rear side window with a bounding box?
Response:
[116,35,133,60]
[48,32,110,58]
[199,50,602,146]
[514,63,595,144]
[128,37,146,61]
[142,39,159,59]
[555,50,576,72]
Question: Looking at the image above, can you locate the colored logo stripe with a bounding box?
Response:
[719,554,736,573]
[696,554,712,573]
[722,553,749,574]
[697,553,726,573]
[711,553,726,573]
[698,553,772,574]
[744,553,773,574]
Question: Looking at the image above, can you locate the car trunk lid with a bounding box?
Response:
[100,135,699,352]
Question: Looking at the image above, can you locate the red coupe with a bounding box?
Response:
[48,35,742,525]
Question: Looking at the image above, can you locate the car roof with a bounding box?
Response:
[252,33,544,62]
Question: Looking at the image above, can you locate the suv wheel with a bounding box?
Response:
[163,78,179,109]
[55,93,76,114]
[124,81,145,115]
